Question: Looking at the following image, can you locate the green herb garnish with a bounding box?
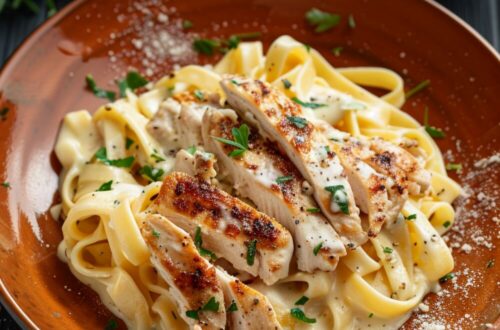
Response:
[226,32,262,50]
[290,308,316,324]
[446,163,462,172]
[152,229,160,238]
[186,146,197,155]
[348,14,356,29]
[276,176,293,184]
[139,165,165,182]
[182,19,193,29]
[86,75,116,101]
[201,297,219,312]
[95,147,134,167]
[212,124,249,158]
[295,296,309,306]
[96,180,113,192]
[125,138,134,150]
[405,214,417,221]
[324,185,349,214]
[405,79,430,99]
[1,182,10,188]
[439,272,455,283]
[487,259,495,269]
[443,220,451,228]
[423,107,445,138]
[305,8,341,33]
[282,79,292,89]
[185,310,199,320]
[118,71,148,97]
[193,38,220,55]
[306,208,321,213]
[303,44,311,52]
[194,90,204,100]
[151,153,166,163]
[194,226,218,261]
[331,46,343,57]
[313,242,323,256]
[246,239,258,266]
[286,116,308,128]
[383,246,393,254]
[292,97,326,109]
[227,301,238,312]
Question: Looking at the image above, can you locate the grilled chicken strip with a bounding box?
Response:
[141,213,226,330]
[220,77,366,248]
[202,108,346,271]
[216,267,282,330]
[148,172,294,285]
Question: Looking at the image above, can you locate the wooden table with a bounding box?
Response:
[0,0,498,329]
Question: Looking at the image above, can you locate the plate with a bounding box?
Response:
[0,0,499,328]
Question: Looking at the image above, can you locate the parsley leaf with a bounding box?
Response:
[306,208,321,213]
[331,46,343,57]
[186,146,197,155]
[290,308,316,323]
[406,79,430,99]
[276,176,293,184]
[383,246,393,254]
[139,165,164,182]
[295,296,309,306]
[185,310,199,320]
[246,239,258,266]
[405,214,417,221]
[194,90,204,100]
[286,116,308,128]
[282,79,292,89]
[1,182,10,188]
[212,124,249,158]
[305,8,341,33]
[182,19,193,29]
[227,301,238,312]
[439,272,455,283]
[226,32,262,50]
[443,220,451,228]
[95,147,135,168]
[125,138,134,150]
[292,97,326,109]
[201,297,219,312]
[193,38,220,55]
[423,107,445,138]
[96,180,113,192]
[86,75,116,101]
[118,71,148,97]
[194,226,217,261]
[313,242,323,256]
[324,185,349,214]
[152,229,160,238]
[151,152,165,163]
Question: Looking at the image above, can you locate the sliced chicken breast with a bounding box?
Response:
[141,213,226,330]
[148,172,293,285]
[220,77,365,248]
[202,108,345,272]
[216,267,281,330]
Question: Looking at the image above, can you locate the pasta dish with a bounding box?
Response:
[54,36,462,329]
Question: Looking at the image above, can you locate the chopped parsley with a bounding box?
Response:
[152,229,160,238]
[182,19,193,29]
[151,152,165,163]
[193,38,220,55]
[486,259,495,269]
[282,79,292,89]
[305,8,341,33]
[331,46,343,57]
[212,124,249,158]
[246,239,258,266]
[185,310,199,320]
[194,90,204,100]
[290,308,316,324]
[194,226,218,261]
[383,246,393,254]
[324,185,349,214]
[104,319,118,330]
[125,138,134,150]
[405,214,417,221]
[348,14,356,29]
[186,145,197,155]
[446,163,462,172]
[1,182,10,188]
[439,272,455,283]
[423,107,445,138]
[306,207,321,213]
[86,75,116,101]
[118,71,148,97]
[193,32,261,55]
[202,297,220,312]
[95,147,135,168]
[443,220,451,228]
[294,296,309,306]
[313,242,323,256]
[276,176,293,184]
[226,32,262,50]
[227,301,238,312]
[139,165,164,182]
[286,116,308,128]
[96,180,113,192]
[405,79,430,99]
[291,97,326,109]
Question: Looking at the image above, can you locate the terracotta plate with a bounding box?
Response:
[0,0,499,328]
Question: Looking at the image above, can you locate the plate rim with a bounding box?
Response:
[0,0,498,328]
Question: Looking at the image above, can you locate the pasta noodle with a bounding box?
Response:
[54,35,460,329]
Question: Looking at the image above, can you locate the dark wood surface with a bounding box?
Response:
[0,0,498,329]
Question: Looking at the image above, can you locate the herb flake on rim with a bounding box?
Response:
[423,106,445,138]
[406,79,430,99]
[118,71,148,97]
[305,8,341,33]
[439,272,455,283]
[446,163,462,172]
[86,75,116,101]
[193,38,220,55]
